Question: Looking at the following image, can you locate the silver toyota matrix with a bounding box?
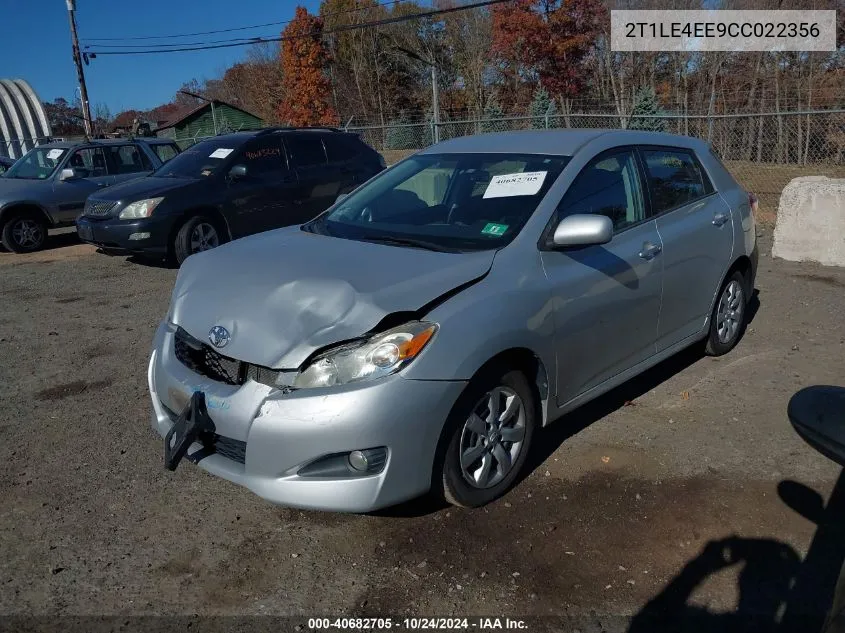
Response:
[149,130,758,512]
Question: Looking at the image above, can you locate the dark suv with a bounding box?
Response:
[77,127,385,265]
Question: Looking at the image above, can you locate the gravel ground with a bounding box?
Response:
[1,227,845,632]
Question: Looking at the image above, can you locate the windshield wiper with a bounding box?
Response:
[360,234,457,253]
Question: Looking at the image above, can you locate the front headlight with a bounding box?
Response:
[293,321,437,389]
[119,197,164,219]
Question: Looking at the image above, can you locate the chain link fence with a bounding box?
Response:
[349,110,845,222]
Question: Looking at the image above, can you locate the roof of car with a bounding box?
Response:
[420,129,704,156]
[33,137,177,150]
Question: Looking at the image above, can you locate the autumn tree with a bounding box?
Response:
[278,6,338,126]
[491,0,605,110]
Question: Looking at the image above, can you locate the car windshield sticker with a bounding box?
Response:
[47,149,64,160]
[483,171,547,199]
[209,148,233,159]
[481,222,509,236]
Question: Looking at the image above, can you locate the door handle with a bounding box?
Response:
[713,212,730,227]
[639,241,662,261]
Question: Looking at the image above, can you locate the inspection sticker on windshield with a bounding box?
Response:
[47,149,64,160]
[481,223,509,236]
[209,148,233,159]
[483,171,547,199]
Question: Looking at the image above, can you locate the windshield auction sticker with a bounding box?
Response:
[47,149,64,160]
[483,171,547,199]
[209,148,233,159]
[611,9,836,51]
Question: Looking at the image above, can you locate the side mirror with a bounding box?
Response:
[551,214,613,248]
[335,193,349,204]
[788,386,845,467]
[228,164,247,180]
[59,167,78,181]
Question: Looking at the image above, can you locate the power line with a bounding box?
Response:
[81,0,407,42]
[84,0,511,56]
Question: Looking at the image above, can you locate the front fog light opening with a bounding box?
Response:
[349,448,387,472]
[129,232,151,241]
[297,447,388,478]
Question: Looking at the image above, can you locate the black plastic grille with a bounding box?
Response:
[83,199,118,217]
[213,436,247,464]
[174,327,244,386]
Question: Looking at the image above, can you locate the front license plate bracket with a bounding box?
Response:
[164,392,215,471]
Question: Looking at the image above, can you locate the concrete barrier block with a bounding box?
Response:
[772,176,845,267]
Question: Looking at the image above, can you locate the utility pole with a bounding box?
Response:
[66,0,92,139]
[430,64,440,143]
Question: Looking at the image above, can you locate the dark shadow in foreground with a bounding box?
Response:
[628,385,845,633]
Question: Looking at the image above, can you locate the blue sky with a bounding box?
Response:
[1,0,322,115]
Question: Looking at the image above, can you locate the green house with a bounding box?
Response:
[156,100,264,146]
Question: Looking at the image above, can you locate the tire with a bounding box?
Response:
[172,215,225,266]
[705,270,748,356]
[1,210,47,253]
[438,365,537,508]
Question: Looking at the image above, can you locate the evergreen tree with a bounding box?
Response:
[628,86,666,132]
[529,86,557,129]
[481,93,504,133]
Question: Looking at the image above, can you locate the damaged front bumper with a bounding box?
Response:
[148,321,467,512]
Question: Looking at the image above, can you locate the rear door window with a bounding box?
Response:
[640,148,714,214]
[106,144,152,175]
[285,135,327,168]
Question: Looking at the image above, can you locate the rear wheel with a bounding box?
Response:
[173,215,225,266]
[705,270,748,356]
[1,211,47,253]
[438,366,537,508]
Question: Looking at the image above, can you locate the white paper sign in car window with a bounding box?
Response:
[209,148,233,159]
[483,171,547,199]
[47,149,64,160]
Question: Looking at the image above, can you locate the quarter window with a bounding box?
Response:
[323,135,359,162]
[286,135,327,168]
[153,143,179,163]
[558,149,646,232]
[641,148,713,214]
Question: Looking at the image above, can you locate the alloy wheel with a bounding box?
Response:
[716,279,744,344]
[11,218,44,249]
[459,386,527,489]
[189,223,219,254]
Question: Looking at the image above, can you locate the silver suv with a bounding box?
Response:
[0,138,179,252]
[149,129,758,512]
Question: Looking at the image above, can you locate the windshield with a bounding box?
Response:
[152,139,238,178]
[4,147,67,179]
[305,153,570,251]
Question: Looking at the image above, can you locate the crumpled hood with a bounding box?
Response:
[171,227,494,369]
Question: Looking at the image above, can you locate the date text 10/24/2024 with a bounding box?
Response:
[307,617,528,630]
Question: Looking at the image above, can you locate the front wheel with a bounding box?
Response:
[173,215,225,266]
[1,212,47,253]
[705,270,748,356]
[438,367,537,508]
